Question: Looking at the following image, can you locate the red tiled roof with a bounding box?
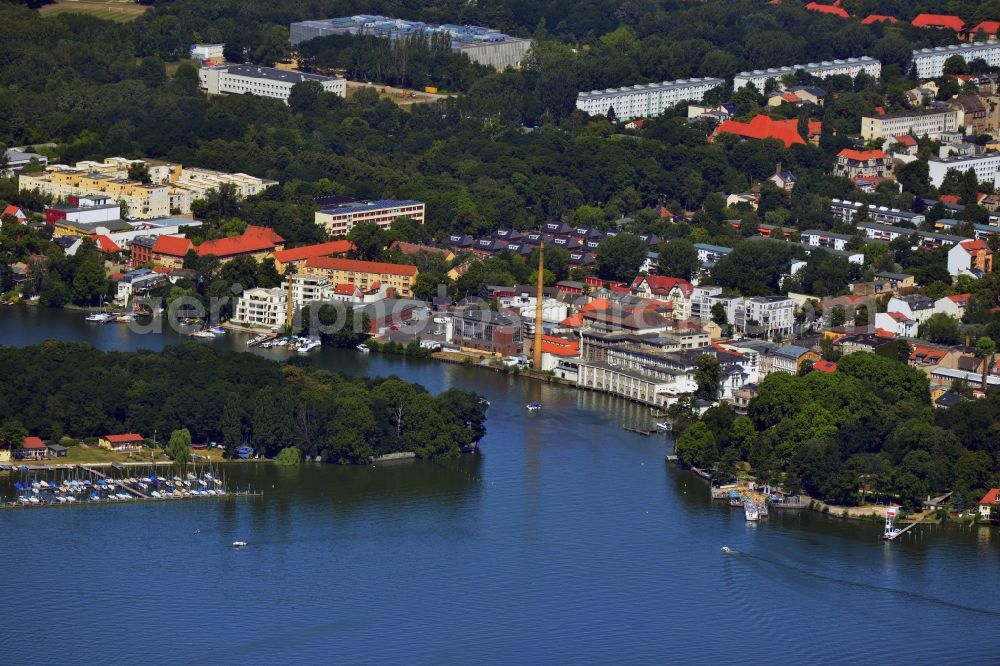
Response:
[972,20,1000,35]
[713,115,806,147]
[781,92,802,103]
[805,2,849,18]
[152,235,193,258]
[2,204,25,218]
[22,436,45,449]
[635,275,694,296]
[862,14,898,25]
[888,311,912,323]
[305,256,417,277]
[334,283,358,296]
[910,346,945,363]
[94,234,121,254]
[980,489,1000,505]
[389,241,452,258]
[838,148,887,161]
[875,327,895,338]
[539,335,580,357]
[894,134,917,147]
[912,14,965,31]
[960,239,991,253]
[243,225,285,244]
[273,241,355,264]
[198,233,277,258]
[939,194,960,205]
[152,265,171,274]
[580,298,612,313]
[813,360,838,373]
[560,312,584,327]
[807,120,822,137]
[104,433,143,443]
[948,293,971,304]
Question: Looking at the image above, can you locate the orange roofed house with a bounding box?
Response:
[99,433,144,452]
[537,334,582,381]
[805,2,848,18]
[833,148,895,180]
[16,436,48,461]
[948,239,993,278]
[303,257,418,297]
[711,115,806,148]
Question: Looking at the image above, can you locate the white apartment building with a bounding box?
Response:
[315,199,425,235]
[928,153,1000,187]
[800,229,853,252]
[233,286,288,329]
[830,199,926,226]
[199,65,346,104]
[733,57,881,91]
[912,41,1000,79]
[860,109,958,140]
[575,77,724,121]
[743,296,795,339]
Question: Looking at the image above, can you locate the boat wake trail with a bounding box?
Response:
[735,550,1000,618]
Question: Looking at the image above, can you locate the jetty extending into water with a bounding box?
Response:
[0,463,261,510]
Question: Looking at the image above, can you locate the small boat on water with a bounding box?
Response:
[655,422,672,432]
[85,312,113,322]
[297,338,321,353]
[744,499,760,521]
[210,326,226,335]
[191,329,216,338]
[526,401,542,411]
[356,344,370,353]
[233,541,248,548]
[728,490,742,507]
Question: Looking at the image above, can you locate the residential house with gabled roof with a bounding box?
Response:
[948,239,993,278]
[979,488,1000,519]
[631,275,693,318]
[862,14,898,25]
[874,310,918,337]
[99,433,144,452]
[935,293,971,318]
[767,164,796,193]
[887,294,937,324]
[1,204,27,224]
[834,148,894,180]
[16,436,48,460]
[196,225,284,263]
[772,345,819,375]
[805,2,848,18]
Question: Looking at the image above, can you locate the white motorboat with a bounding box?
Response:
[744,499,760,521]
[526,401,542,411]
[233,541,248,548]
[297,338,321,353]
[655,422,672,432]
[191,329,216,338]
[356,344,370,353]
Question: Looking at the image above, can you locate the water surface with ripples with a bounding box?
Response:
[2,306,999,663]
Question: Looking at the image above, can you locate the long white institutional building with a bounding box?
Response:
[576,77,724,121]
[199,65,346,104]
[912,41,1000,79]
[733,57,881,91]
[928,154,1000,187]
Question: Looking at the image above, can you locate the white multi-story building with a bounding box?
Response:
[860,109,958,140]
[315,199,425,235]
[575,78,724,121]
[743,296,795,339]
[928,153,1000,187]
[733,57,881,91]
[912,41,1000,79]
[199,65,346,104]
[190,44,225,61]
[232,286,288,329]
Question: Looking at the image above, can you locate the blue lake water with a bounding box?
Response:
[1,306,999,664]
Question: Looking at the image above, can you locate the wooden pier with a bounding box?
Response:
[885,512,932,541]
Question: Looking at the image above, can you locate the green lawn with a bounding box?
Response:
[39,1,148,23]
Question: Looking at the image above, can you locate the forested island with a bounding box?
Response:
[0,341,487,463]
[675,351,1000,511]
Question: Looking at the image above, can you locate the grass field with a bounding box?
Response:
[39,0,148,23]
